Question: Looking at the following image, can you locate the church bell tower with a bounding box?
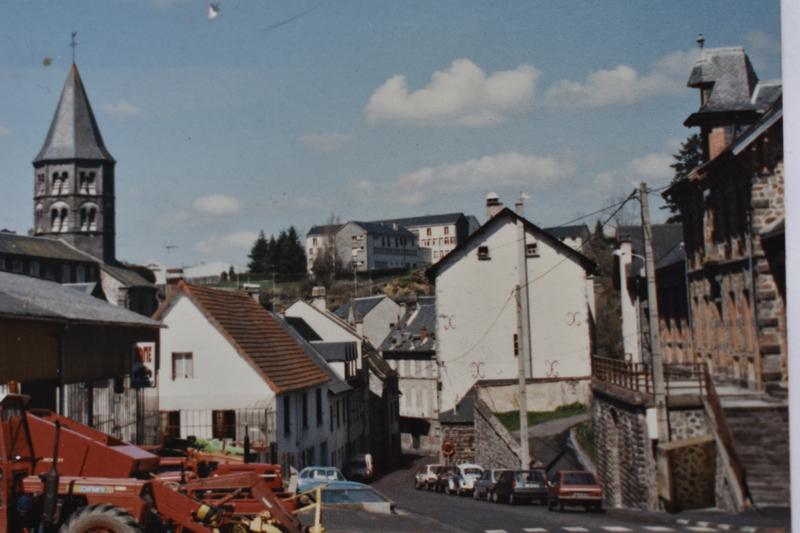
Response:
[32,63,116,263]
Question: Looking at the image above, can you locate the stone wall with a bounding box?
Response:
[439,423,475,465]
[476,378,590,413]
[592,391,658,510]
[658,435,716,511]
[669,408,709,441]
[473,398,521,469]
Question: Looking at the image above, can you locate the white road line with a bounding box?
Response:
[562,528,589,532]
[643,527,675,532]
[697,522,712,528]
[523,529,548,532]
[685,527,717,532]
[676,519,691,525]
[484,530,508,533]
[601,527,632,532]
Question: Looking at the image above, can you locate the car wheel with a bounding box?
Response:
[508,493,515,506]
[473,489,480,501]
[491,491,499,503]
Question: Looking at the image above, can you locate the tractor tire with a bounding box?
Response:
[60,504,142,533]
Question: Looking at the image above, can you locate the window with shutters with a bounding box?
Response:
[171,352,194,380]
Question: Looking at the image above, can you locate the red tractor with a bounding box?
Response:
[0,394,320,532]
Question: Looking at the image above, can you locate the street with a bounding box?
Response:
[311,454,789,533]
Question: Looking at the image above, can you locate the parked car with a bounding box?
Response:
[348,453,374,481]
[297,466,347,493]
[473,469,508,501]
[445,464,484,496]
[414,463,443,490]
[547,470,603,512]
[434,465,460,492]
[490,469,548,505]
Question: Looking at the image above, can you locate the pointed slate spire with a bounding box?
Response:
[34,63,115,163]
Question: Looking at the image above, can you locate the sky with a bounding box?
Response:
[0,1,783,269]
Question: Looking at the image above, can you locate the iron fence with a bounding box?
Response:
[158,408,276,450]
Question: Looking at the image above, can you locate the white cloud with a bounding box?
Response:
[585,152,673,196]
[745,30,781,75]
[0,126,9,137]
[103,100,139,116]
[364,59,539,126]
[357,151,570,206]
[299,132,355,153]
[544,49,699,109]
[193,231,258,254]
[193,194,242,215]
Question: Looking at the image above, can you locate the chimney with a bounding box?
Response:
[311,286,327,312]
[485,192,503,219]
[243,283,260,303]
[165,268,184,300]
[514,193,526,217]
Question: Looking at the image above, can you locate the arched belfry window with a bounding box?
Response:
[52,171,69,195]
[35,204,44,232]
[79,203,99,231]
[37,173,46,195]
[50,202,69,232]
[79,171,97,194]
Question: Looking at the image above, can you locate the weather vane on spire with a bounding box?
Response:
[70,32,78,64]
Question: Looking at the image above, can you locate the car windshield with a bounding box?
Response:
[310,469,343,480]
[515,470,544,482]
[463,468,482,476]
[321,487,388,504]
[563,472,597,485]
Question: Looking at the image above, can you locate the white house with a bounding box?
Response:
[334,294,401,348]
[375,213,475,264]
[155,282,335,474]
[427,201,597,415]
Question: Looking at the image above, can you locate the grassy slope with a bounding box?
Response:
[495,402,588,433]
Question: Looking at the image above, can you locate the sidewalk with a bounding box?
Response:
[606,506,791,532]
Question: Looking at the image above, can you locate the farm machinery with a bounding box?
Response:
[0,394,321,532]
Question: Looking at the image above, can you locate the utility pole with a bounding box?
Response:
[639,182,669,442]
[515,195,531,468]
[272,266,277,313]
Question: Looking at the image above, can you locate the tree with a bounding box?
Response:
[588,220,624,359]
[247,230,269,273]
[663,133,703,223]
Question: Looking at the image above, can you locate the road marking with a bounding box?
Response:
[697,522,712,528]
[484,530,508,533]
[562,528,589,532]
[685,527,717,532]
[602,527,632,532]
[717,525,731,531]
[523,529,548,532]
[676,519,691,525]
[643,528,675,532]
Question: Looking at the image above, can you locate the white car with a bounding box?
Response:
[446,463,485,496]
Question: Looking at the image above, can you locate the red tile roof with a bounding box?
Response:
[156,282,329,394]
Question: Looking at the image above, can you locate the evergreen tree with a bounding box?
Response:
[247,230,269,273]
[663,133,703,223]
[285,226,306,274]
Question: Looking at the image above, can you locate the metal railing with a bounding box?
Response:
[591,356,651,394]
[664,362,706,397]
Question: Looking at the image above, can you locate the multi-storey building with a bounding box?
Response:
[376,213,473,264]
[336,221,419,272]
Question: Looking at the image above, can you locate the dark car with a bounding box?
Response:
[490,469,548,505]
[473,469,507,501]
[547,470,603,512]
[434,465,460,493]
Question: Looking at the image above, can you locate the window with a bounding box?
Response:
[12,260,23,273]
[61,264,71,282]
[283,397,291,435]
[29,262,40,277]
[302,392,309,429]
[80,205,98,231]
[0,259,5,270]
[316,388,323,426]
[79,171,97,194]
[444,226,449,235]
[312,237,318,246]
[171,352,194,380]
[477,246,490,260]
[161,411,181,440]
[212,410,236,440]
[37,173,46,195]
[426,228,432,236]
[526,242,539,257]
[76,265,86,283]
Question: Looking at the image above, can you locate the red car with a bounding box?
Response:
[547,470,603,512]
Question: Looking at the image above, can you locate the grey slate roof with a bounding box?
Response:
[616,224,685,272]
[334,295,387,321]
[374,213,465,228]
[0,271,159,327]
[34,64,115,163]
[64,282,99,295]
[307,224,343,237]
[0,233,97,263]
[351,221,416,238]
[284,316,322,342]
[274,314,351,395]
[439,387,476,424]
[544,225,591,242]
[365,353,397,380]
[311,341,358,363]
[102,263,154,288]
[381,299,436,354]
[687,48,758,112]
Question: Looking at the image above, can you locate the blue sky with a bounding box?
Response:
[0,1,782,269]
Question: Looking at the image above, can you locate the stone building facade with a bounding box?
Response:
[663,47,785,394]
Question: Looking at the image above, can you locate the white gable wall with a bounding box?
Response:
[158,294,276,411]
[285,301,364,366]
[361,297,400,348]
[436,218,593,412]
